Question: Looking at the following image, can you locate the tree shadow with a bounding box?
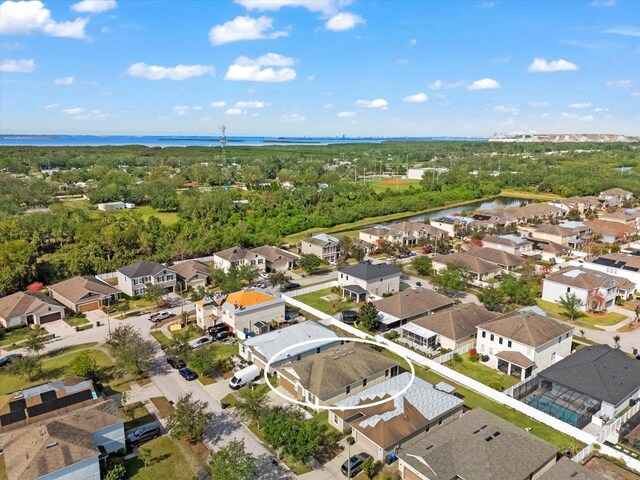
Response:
[254,454,294,480]
[205,412,242,442]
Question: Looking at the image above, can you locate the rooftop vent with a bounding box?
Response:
[485,436,493,442]
[46,442,58,449]
[425,445,433,451]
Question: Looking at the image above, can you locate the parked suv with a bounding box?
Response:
[126,422,160,447]
[166,357,186,369]
[341,453,372,478]
[189,337,212,349]
[149,310,172,323]
[207,324,229,336]
[211,330,232,342]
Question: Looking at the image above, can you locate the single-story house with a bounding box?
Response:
[338,261,401,302]
[598,208,640,227]
[212,246,266,274]
[528,345,640,426]
[250,245,300,272]
[276,343,400,411]
[330,373,463,460]
[398,408,558,480]
[599,188,634,206]
[432,252,502,283]
[240,320,339,369]
[400,303,499,351]
[299,233,340,263]
[0,399,124,480]
[97,201,135,211]
[372,288,454,330]
[171,259,210,291]
[538,457,607,480]
[464,247,526,272]
[580,252,640,294]
[482,234,534,256]
[48,276,121,313]
[0,291,65,328]
[116,260,177,297]
[476,310,573,380]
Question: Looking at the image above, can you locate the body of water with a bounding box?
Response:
[408,196,529,223]
[0,135,486,147]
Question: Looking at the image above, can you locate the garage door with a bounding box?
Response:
[279,375,299,399]
[79,301,100,312]
[39,312,62,323]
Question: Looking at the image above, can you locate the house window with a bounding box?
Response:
[297,354,301,361]
[346,386,351,394]
[481,331,486,338]
[384,369,389,377]
[316,348,321,354]
[498,337,503,345]
[507,341,512,348]
[166,274,173,281]
[363,378,367,387]
[308,392,316,403]
[490,334,494,341]
[558,337,561,343]
[566,287,570,293]
[332,413,338,424]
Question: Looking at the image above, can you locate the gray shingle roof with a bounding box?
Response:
[117,260,172,278]
[408,304,498,341]
[339,262,400,281]
[0,292,63,321]
[538,457,607,480]
[537,345,640,405]
[373,289,453,321]
[480,311,573,348]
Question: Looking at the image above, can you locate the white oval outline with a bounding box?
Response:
[263,336,416,412]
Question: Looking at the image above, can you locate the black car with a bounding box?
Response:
[178,367,198,381]
[283,282,301,291]
[211,330,232,342]
[126,422,160,447]
[0,353,23,368]
[341,453,372,478]
[207,324,229,336]
[166,357,186,369]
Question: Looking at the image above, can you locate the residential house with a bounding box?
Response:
[542,267,634,311]
[171,260,210,291]
[299,233,340,263]
[372,288,454,330]
[212,246,266,274]
[538,457,607,480]
[530,223,583,248]
[468,212,505,230]
[584,219,636,244]
[493,203,565,225]
[599,188,634,206]
[330,373,463,460]
[432,252,502,283]
[0,398,124,480]
[528,345,640,425]
[0,292,65,328]
[525,237,572,264]
[398,408,558,480]
[337,261,401,302]
[240,320,339,369]
[359,221,447,247]
[250,245,300,272]
[548,196,599,214]
[580,253,640,294]
[429,215,474,237]
[196,289,285,339]
[558,220,592,238]
[476,310,573,380]
[97,201,135,211]
[482,234,534,256]
[400,303,499,351]
[276,343,400,410]
[48,276,120,313]
[464,247,526,272]
[598,207,640,227]
[116,260,177,296]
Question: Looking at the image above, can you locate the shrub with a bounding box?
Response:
[469,354,479,363]
[487,379,504,391]
[451,353,462,363]
[384,330,399,340]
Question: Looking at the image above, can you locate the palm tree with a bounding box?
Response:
[557,293,584,322]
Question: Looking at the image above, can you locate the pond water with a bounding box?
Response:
[407,196,531,223]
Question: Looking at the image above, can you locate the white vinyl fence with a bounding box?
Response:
[432,343,474,364]
[285,281,338,298]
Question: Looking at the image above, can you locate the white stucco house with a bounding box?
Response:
[212,246,266,274]
[116,260,177,297]
[579,253,640,295]
[482,234,534,256]
[0,292,65,328]
[337,261,401,302]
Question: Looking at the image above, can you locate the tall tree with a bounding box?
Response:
[299,254,322,273]
[167,329,192,360]
[557,293,584,322]
[210,440,257,480]
[358,302,381,331]
[167,393,214,443]
[24,326,47,356]
[411,255,433,277]
[107,324,155,375]
[143,284,165,305]
[69,351,101,383]
[235,386,270,429]
[431,262,470,294]
[8,355,43,381]
[188,347,219,376]
[268,271,289,288]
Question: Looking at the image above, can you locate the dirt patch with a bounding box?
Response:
[584,456,640,480]
[380,179,408,185]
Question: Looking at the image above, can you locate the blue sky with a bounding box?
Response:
[0,0,639,136]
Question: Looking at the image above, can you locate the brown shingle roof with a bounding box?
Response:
[601,188,633,196]
[545,268,619,291]
[171,260,210,281]
[47,276,120,304]
[214,246,261,262]
[409,304,498,340]
[250,245,300,264]
[539,457,607,480]
[372,289,453,321]
[465,247,525,268]
[0,292,63,321]
[480,311,573,347]
[496,350,535,368]
[433,252,502,275]
[534,223,578,236]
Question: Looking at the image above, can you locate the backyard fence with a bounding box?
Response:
[286,280,338,298]
[432,343,474,364]
[596,401,640,444]
[95,271,118,281]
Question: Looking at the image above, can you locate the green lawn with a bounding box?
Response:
[110,205,180,225]
[296,287,356,315]
[536,299,627,329]
[150,330,172,349]
[0,349,129,396]
[0,327,48,347]
[64,316,90,326]
[446,353,520,391]
[124,436,198,480]
[370,178,421,193]
[123,402,156,431]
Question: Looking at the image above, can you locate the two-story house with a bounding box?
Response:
[212,246,266,273]
[116,260,177,296]
[359,221,447,247]
[482,234,534,256]
[476,310,574,380]
[599,188,634,206]
[337,261,401,302]
[299,233,340,263]
[530,223,583,248]
[580,253,640,294]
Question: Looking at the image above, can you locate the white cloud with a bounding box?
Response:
[209,15,288,46]
[580,115,595,122]
[409,38,417,46]
[281,112,305,122]
[45,103,59,109]
[402,92,428,103]
[173,106,190,116]
[468,78,501,90]
[54,76,75,85]
[606,79,633,87]
[324,103,333,109]
[0,58,36,73]
[568,102,592,109]
[210,101,227,107]
[356,98,388,109]
[234,52,294,67]
[224,64,295,82]
[593,107,609,113]
[632,92,640,97]
[234,100,269,108]
[337,111,356,117]
[528,57,579,73]
[326,12,364,31]
[560,112,595,121]
[306,74,315,81]
[125,63,214,80]
[63,107,84,115]
[62,107,110,120]
[226,108,246,115]
[0,0,88,39]
[235,0,338,14]
[603,26,640,37]
[529,101,550,108]
[71,0,117,13]
[192,105,203,111]
[493,104,519,114]
[428,79,465,90]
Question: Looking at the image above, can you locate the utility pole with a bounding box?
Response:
[219,125,227,164]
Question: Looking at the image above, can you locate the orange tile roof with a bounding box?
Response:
[225,290,276,308]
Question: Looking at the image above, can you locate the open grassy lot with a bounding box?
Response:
[64,316,90,327]
[446,353,520,391]
[0,326,48,347]
[150,396,175,418]
[124,436,199,480]
[109,205,180,225]
[295,287,356,315]
[370,178,421,193]
[536,299,627,329]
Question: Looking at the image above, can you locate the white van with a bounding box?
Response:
[229,364,261,390]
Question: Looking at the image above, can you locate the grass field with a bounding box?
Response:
[125,436,199,480]
[295,287,356,315]
[370,178,421,193]
[64,316,90,326]
[0,327,48,347]
[150,396,175,418]
[109,205,180,225]
[446,353,520,391]
[536,299,627,329]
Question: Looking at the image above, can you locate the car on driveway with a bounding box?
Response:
[166,357,186,369]
[211,330,232,342]
[207,324,229,336]
[149,310,173,323]
[178,367,198,381]
[0,353,23,368]
[341,453,373,478]
[126,422,161,447]
[189,337,212,349]
[259,271,270,279]
[283,282,301,291]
